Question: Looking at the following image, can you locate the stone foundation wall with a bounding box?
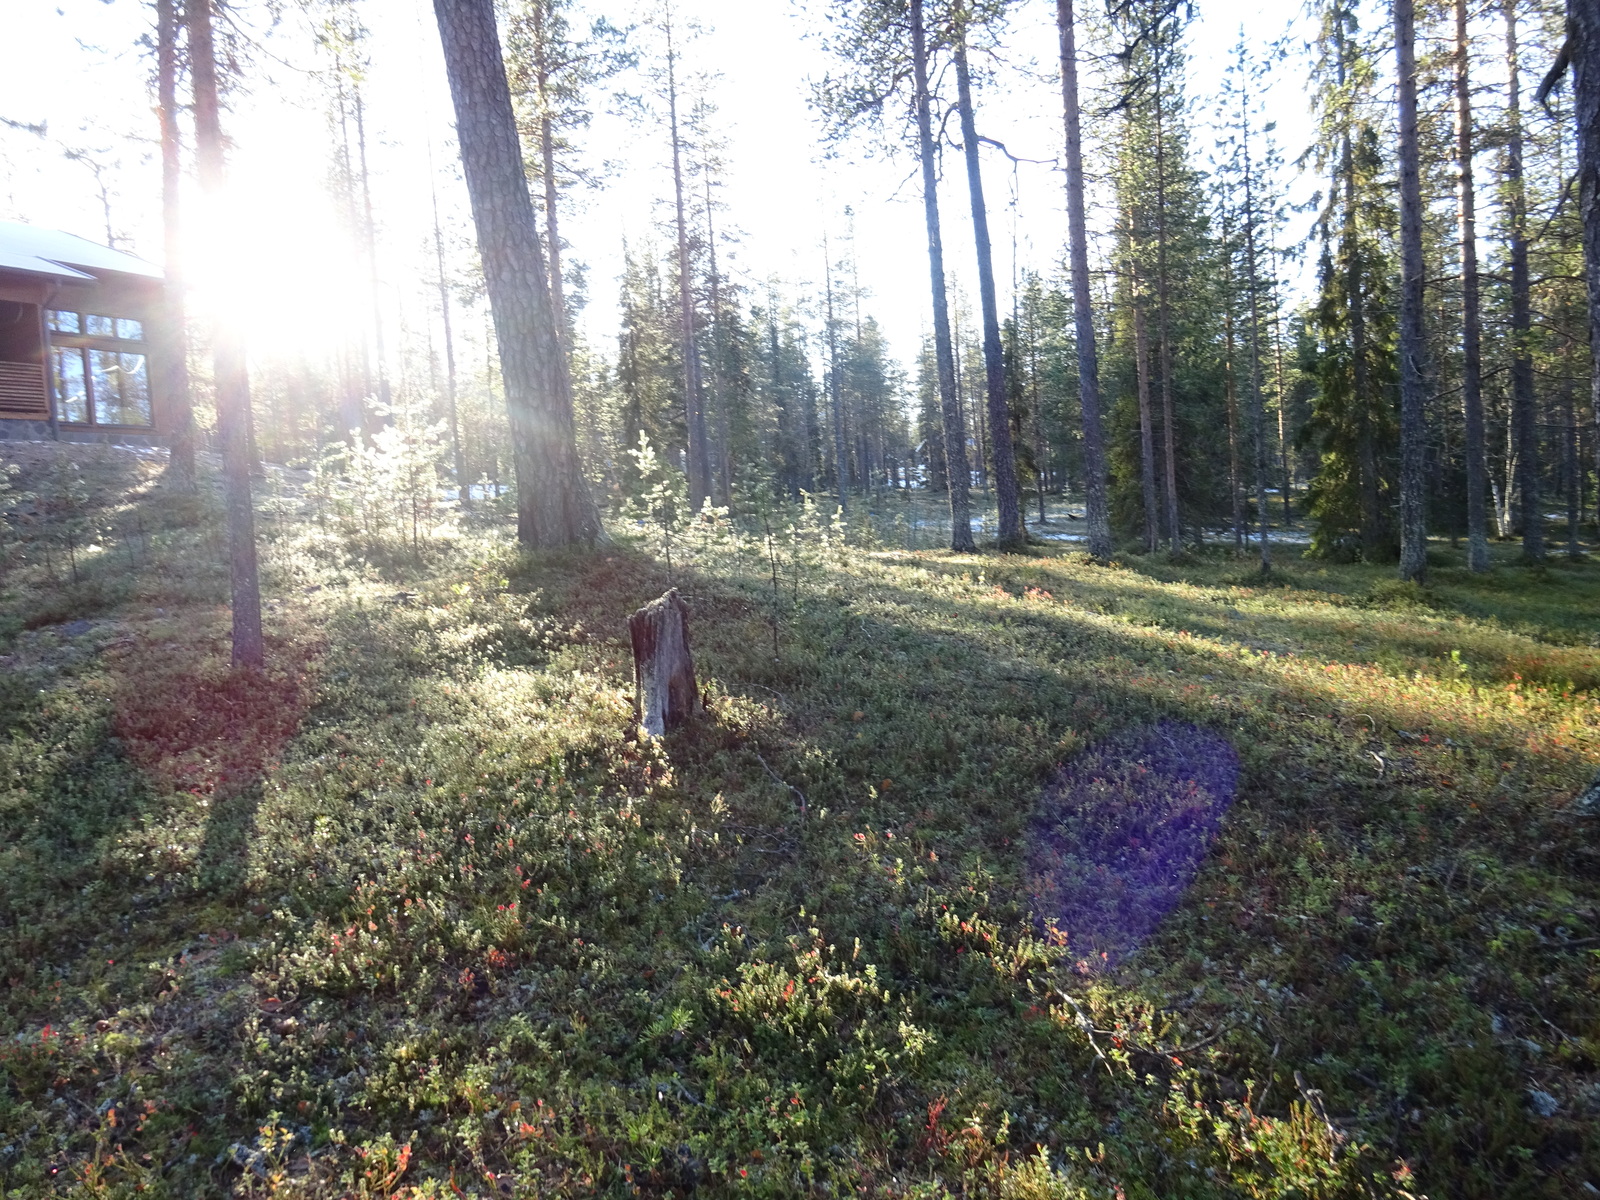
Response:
[0,421,168,449]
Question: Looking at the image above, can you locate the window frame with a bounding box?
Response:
[45,309,153,428]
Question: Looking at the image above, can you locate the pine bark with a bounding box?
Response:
[705,175,733,506]
[1456,0,1491,571]
[1395,0,1430,582]
[1572,1,1600,539]
[953,26,1024,548]
[1152,39,1181,555]
[531,2,568,341]
[433,0,605,549]
[1240,111,1271,572]
[1055,0,1113,559]
[1505,0,1544,562]
[1132,253,1160,553]
[911,0,975,553]
[1222,214,1244,553]
[156,0,195,493]
[189,0,264,668]
[354,92,391,417]
[663,19,712,513]
[431,183,469,508]
[825,243,849,515]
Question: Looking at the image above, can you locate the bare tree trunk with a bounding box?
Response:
[354,90,391,418]
[156,0,195,494]
[1505,0,1544,562]
[953,23,1023,548]
[1269,236,1292,525]
[664,15,711,513]
[1055,0,1112,558]
[333,78,370,442]
[1028,319,1049,524]
[825,235,848,516]
[532,2,567,341]
[1132,253,1160,554]
[705,174,733,507]
[1152,37,1181,554]
[1396,0,1430,582]
[1332,15,1384,560]
[1240,107,1271,572]
[912,0,975,552]
[1540,3,1600,535]
[433,0,605,549]
[431,177,469,509]
[1222,213,1244,553]
[1578,2,1600,540]
[1455,0,1490,571]
[1565,370,1582,557]
[189,0,264,668]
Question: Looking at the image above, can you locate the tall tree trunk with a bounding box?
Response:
[1456,0,1491,571]
[433,0,605,548]
[156,0,195,493]
[333,80,370,441]
[532,2,567,341]
[1222,211,1245,553]
[1269,236,1292,525]
[953,23,1024,548]
[189,0,264,668]
[1055,0,1113,558]
[663,17,711,513]
[1541,2,1600,534]
[431,174,469,508]
[705,174,732,506]
[1577,2,1600,540]
[354,90,391,417]
[1132,252,1160,554]
[1565,367,1581,557]
[1152,35,1181,554]
[825,236,848,516]
[1333,12,1383,560]
[1240,106,1272,572]
[1395,0,1430,581]
[1028,314,1049,524]
[1505,0,1544,561]
[911,0,975,552]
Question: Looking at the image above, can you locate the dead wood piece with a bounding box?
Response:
[629,588,701,738]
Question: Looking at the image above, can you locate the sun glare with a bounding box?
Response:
[186,180,368,366]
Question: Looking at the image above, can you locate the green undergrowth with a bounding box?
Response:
[0,455,1596,1198]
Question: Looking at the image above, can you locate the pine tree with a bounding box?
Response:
[1395,0,1431,581]
[815,0,976,552]
[1454,0,1491,571]
[1304,0,1399,562]
[1502,0,1544,562]
[433,0,606,548]
[189,0,264,667]
[154,0,195,494]
[1055,0,1113,558]
[951,3,1024,547]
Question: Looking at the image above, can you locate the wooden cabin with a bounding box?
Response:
[0,220,167,447]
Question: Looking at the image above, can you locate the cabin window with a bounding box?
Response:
[45,309,153,426]
[52,348,89,423]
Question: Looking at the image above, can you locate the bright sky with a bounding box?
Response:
[0,0,1319,376]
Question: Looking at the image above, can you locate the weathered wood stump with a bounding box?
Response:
[628,588,701,737]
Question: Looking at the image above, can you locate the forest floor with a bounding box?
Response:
[0,443,1597,1199]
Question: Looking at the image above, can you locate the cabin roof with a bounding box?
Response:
[0,220,162,282]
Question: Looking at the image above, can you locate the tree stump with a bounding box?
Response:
[629,589,701,737]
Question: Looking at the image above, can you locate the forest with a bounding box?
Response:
[0,0,1597,1196]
